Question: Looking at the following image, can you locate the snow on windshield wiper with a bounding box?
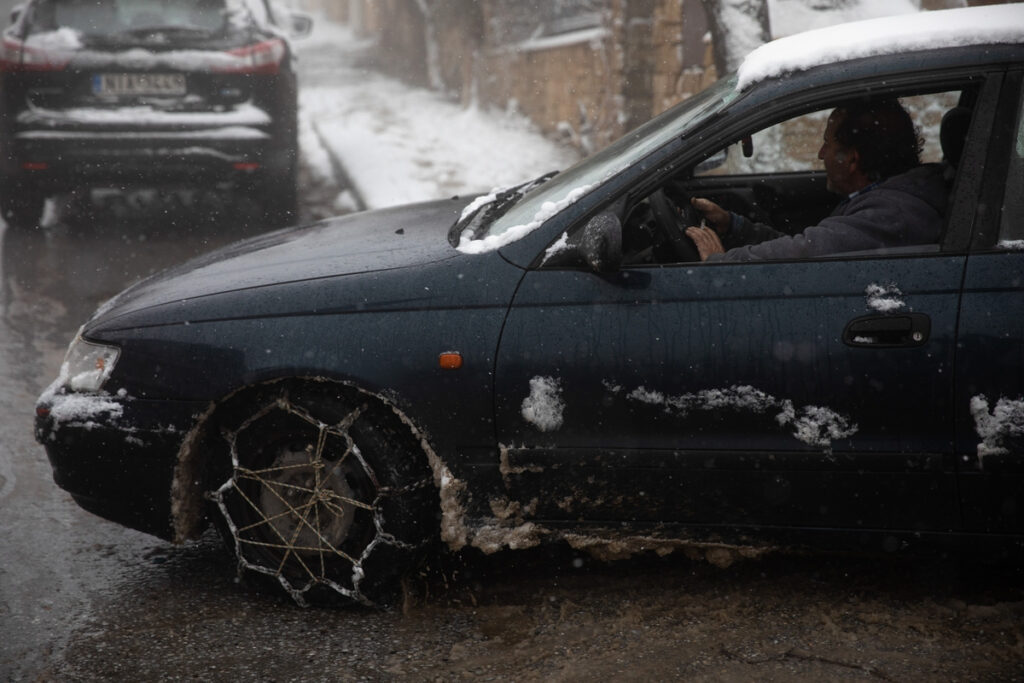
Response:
[450,171,559,245]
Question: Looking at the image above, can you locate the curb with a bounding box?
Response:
[311,119,367,212]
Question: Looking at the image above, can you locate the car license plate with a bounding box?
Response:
[93,73,187,97]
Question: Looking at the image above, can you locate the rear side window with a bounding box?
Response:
[27,0,228,36]
[999,84,1024,245]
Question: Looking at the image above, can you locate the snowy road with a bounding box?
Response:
[0,15,1022,682]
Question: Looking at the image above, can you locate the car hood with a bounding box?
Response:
[90,197,472,328]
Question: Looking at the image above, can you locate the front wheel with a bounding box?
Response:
[207,382,436,606]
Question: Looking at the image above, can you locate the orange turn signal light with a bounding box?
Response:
[438,352,463,370]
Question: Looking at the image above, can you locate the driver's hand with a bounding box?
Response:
[691,197,730,234]
[686,225,725,261]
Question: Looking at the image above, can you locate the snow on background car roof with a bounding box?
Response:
[738,4,1024,91]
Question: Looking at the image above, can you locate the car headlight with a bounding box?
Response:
[62,335,120,393]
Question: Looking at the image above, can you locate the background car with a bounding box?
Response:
[0,0,311,228]
[34,5,1024,606]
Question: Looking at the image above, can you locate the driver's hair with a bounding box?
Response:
[833,98,923,182]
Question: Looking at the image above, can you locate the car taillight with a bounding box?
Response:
[0,37,71,72]
[216,38,286,75]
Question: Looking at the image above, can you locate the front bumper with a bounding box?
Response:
[35,393,208,541]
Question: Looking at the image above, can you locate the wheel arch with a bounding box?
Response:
[168,375,451,545]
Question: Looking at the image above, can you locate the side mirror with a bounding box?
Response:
[10,4,24,25]
[541,200,624,272]
[289,12,313,38]
[577,212,623,272]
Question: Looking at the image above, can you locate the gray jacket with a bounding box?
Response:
[708,164,948,262]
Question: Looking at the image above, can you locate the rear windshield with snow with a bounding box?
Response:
[27,0,229,36]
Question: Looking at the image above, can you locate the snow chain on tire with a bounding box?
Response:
[207,386,434,606]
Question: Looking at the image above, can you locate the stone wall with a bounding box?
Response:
[477,27,618,151]
[472,0,715,151]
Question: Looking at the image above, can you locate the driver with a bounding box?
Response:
[684,98,948,262]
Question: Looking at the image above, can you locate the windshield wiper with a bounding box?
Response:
[449,170,559,245]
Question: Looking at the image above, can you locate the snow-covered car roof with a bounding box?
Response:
[737,4,1024,91]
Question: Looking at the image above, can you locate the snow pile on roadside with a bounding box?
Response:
[296,20,580,211]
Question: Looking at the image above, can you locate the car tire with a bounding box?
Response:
[207,380,436,606]
[1,187,45,228]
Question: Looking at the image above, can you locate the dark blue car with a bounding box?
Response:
[35,5,1024,605]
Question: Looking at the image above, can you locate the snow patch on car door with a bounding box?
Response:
[521,376,565,432]
[970,395,1024,462]
[619,383,858,451]
[865,282,906,313]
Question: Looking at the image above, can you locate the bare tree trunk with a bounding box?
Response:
[413,0,444,90]
[700,0,771,75]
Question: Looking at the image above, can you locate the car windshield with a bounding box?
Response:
[455,74,740,253]
[28,0,229,36]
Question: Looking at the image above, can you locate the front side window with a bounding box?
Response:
[618,87,968,265]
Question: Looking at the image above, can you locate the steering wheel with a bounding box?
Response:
[648,188,701,262]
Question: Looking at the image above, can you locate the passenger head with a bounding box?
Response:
[831,98,923,182]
